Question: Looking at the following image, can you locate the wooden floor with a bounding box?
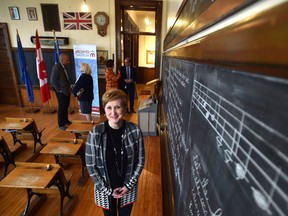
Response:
[0,85,162,216]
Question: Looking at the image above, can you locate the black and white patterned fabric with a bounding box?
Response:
[86,120,145,209]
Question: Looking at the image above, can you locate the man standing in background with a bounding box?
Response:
[120,57,137,113]
[51,53,72,130]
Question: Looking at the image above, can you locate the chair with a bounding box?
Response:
[0,136,16,178]
[5,117,45,153]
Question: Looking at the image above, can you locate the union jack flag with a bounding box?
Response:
[63,12,92,30]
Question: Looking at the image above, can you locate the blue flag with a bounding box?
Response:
[54,38,61,64]
[17,31,34,103]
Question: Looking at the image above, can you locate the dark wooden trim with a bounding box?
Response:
[121,31,156,36]
[115,0,162,79]
[119,0,163,8]
[115,0,122,71]
[11,47,73,52]
[154,1,162,79]
[159,101,176,216]
[164,2,288,79]
[0,23,22,106]
[164,0,256,50]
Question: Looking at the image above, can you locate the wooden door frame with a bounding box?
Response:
[115,0,162,79]
[0,23,22,106]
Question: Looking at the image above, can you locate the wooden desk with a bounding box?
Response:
[0,163,72,215]
[0,166,59,188]
[0,121,32,131]
[66,121,96,139]
[40,138,86,186]
[0,121,31,170]
[0,118,44,153]
[0,121,32,147]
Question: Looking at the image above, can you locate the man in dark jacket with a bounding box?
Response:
[51,54,72,130]
[120,57,137,113]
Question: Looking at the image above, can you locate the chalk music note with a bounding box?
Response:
[192,80,288,216]
[251,187,271,214]
[235,163,247,180]
[211,114,215,121]
[205,111,210,119]
[216,136,223,147]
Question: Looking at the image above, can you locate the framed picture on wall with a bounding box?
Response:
[41,4,61,31]
[9,6,20,20]
[146,50,155,64]
[97,50,108,65]
[27,7,37,21]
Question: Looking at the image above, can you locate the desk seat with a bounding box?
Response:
[0,136,16,178]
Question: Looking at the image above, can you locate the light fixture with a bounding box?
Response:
[81,0,88,12]
[144,17,150,26]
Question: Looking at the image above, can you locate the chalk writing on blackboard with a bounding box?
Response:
[163,59,195,195]
[192,80,288,216]
[190,153,223,216]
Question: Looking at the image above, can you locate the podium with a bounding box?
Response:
[138,98,157,136]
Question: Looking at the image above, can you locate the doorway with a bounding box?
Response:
[115,1,162,84]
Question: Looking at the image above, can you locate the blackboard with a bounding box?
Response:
[162,56,288,216]
[13,50,76,85]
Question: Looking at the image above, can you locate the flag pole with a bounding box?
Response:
[43,99,56,114]
[35,29,55,114]
[17,29,39,113]
[48,100,56,113]
[27,102,40,113]
[53,30,61,64]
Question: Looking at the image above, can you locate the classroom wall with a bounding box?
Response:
[0,0,115,108]
[0,0,116,57]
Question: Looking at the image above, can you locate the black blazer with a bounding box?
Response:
[72,74,94,101]
[119,65,137,90]
[51,63,71,96]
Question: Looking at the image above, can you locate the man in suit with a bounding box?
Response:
[51,54,72,130]
[120,57,137,113]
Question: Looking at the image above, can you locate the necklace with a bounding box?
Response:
[108,126,124,176]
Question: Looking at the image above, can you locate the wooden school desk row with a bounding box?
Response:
[0,118,97,215]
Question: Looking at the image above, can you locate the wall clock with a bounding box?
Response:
[94,12,109,37]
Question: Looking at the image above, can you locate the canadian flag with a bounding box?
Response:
[36,30,51,103]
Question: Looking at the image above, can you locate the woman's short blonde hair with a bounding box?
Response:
[102,89,127,110]
[80,62,92,75]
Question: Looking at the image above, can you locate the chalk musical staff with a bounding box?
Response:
[192,80,288,216]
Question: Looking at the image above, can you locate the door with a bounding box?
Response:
[0,23,21,105]
[115,1,162,84]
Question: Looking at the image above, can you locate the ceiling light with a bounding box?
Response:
[145,17,150,25]
[82,0,88,12]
